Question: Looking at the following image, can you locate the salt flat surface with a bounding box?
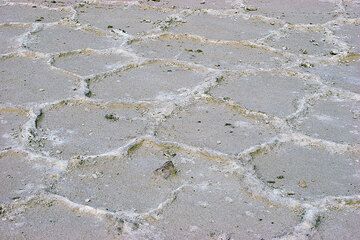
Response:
[0,0,359,239]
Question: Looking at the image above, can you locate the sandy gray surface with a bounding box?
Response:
[0,0,359,239]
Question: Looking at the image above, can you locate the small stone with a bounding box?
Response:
[298,179,308,188]
[330,49,339,55]
[35,17,44,22]
[245,6,258,11]
[300,62,314,68]
[39,88,45,92]
[217,140,222,145]
[104,113,119,121]
[0,205,5,216]
[85,198,91,203]
[154,161,177,179]
[300,49,308,54]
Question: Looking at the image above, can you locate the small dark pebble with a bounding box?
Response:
[105,113,119,121]
[154,161,177,179]
[35,17,44,22]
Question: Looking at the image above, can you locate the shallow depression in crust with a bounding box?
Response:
[0,56,77,105]
[27,25,123,53]
[130,37,287,70]
[53,50,134,77]
[155,100,277,154]
[89,62,209,101]
[252,143,360,200]
[34,101,148,160]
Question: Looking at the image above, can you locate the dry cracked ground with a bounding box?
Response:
[0,0,359,239]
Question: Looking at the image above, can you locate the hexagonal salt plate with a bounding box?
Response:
[168,13,280,41]
[334,24,360,54]
[156,100,276,154]
[53,142,183,213]
[27,25,122,53]
[307,59,360,94]
[314,210,360,240]
[35,101,148,160]
[0,25,27,55]
[0,108,28,150]
[252,143,360,200]
[139,0,236,10]
[242,0,338,24]
[77,4,168,35]
[0,151,47,203]
[210,72,316,118]
[53,50,134,76]
[0,199,117,240]
[297,97,359,144]
[0,4,69,23]
[89,61,208,101]
[129,37,287,70]
[0,56,77,105]
[264,28,336,57]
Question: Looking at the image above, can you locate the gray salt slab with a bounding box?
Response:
[210,72,314,117]
[0,108,28,150]
[35,101,148,160]
[307,60,360,94]
[130,38,286,70]
[243,0,338,24]
[315,210,360,240]
[156,100,276,154]
[53,51,133,76]
[54,143,182,213]
[0,151,46,203]
[0,5,68,23]
[27,25,122,53]
[169,13,279,41]
[0,26,27,55]
[344,0,360,18]
[90,62,207,101]
[0,57,76,105]
[150,160,298,239]
[334,24,360,54]
[77,5,167,35]
[140,0,236,10]
[265,29,336,57]
[298,97,359,144]
[252,143,360,200]
[0,200,116,240]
